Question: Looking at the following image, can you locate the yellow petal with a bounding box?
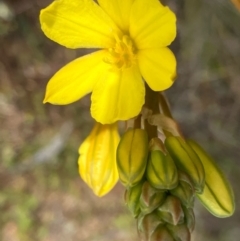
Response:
[130,0,176,49]
[97,0,134,32]
[44,50,106,105]
[78,122,120,197]
[137,48,176,91]
[231,0,240,11]
[40,0,120,49]
[91,64,145,124]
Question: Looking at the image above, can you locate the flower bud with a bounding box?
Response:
[182,207,195,233]
[165,136,205,193]
[170,172,195,208]
[187,139,235,218]
[78,122,119,197]
[157,195,184,226]
[166,224,190,241]
[147,148,178,190]
[124,181,143,218]
[117,128,148,187]
[137,212,164,241]
[150,225,174,241]
[140,182,166,215]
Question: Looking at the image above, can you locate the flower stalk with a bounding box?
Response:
[39,0,235,240]
[117,88,235,241]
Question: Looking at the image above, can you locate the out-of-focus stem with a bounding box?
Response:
[134,114,142,129]
[158,92,173,118]
[144,84,159,140]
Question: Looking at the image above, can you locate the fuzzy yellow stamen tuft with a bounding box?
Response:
[104,35,136,70]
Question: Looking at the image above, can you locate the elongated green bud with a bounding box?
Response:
[140,182,166,215]
[124,181,143,218]
[165,136,205,193]
[187,140,235,218]
[117,128,148,188]
[147,149,178,190]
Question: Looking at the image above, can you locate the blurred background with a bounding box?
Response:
[0,0,240,240]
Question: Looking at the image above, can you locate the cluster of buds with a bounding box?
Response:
[116,121,234,241]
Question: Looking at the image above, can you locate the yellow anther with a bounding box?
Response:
[104,35,136,70]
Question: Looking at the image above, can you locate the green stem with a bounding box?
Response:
[144,84,159,140]
[158,92,184,138]
[134,114,142,129]
[158,92,173,118]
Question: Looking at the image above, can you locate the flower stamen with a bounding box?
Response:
[104,35,136,70]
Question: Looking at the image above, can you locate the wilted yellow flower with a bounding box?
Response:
[78,122,119,196]
[40,0,176,124]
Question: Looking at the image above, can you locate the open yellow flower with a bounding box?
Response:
[40,0,176,124]
[78,122,119,196]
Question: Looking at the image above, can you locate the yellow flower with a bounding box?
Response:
[78,122,119,196]
[40,0,176,124]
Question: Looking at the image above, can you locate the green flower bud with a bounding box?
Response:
[117,128,148,188]
[137,212,164,241]
[170,172,195,208]
[165,136,205,193]
[157,195,184,226]
[124,181,143,218]
[150,225,174,241]
[176,171,195,190]
[146,139,178,190]
[182,207,195,233]
[167,224,190,241]
[140,182,166,215]
[187,140,235,218]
